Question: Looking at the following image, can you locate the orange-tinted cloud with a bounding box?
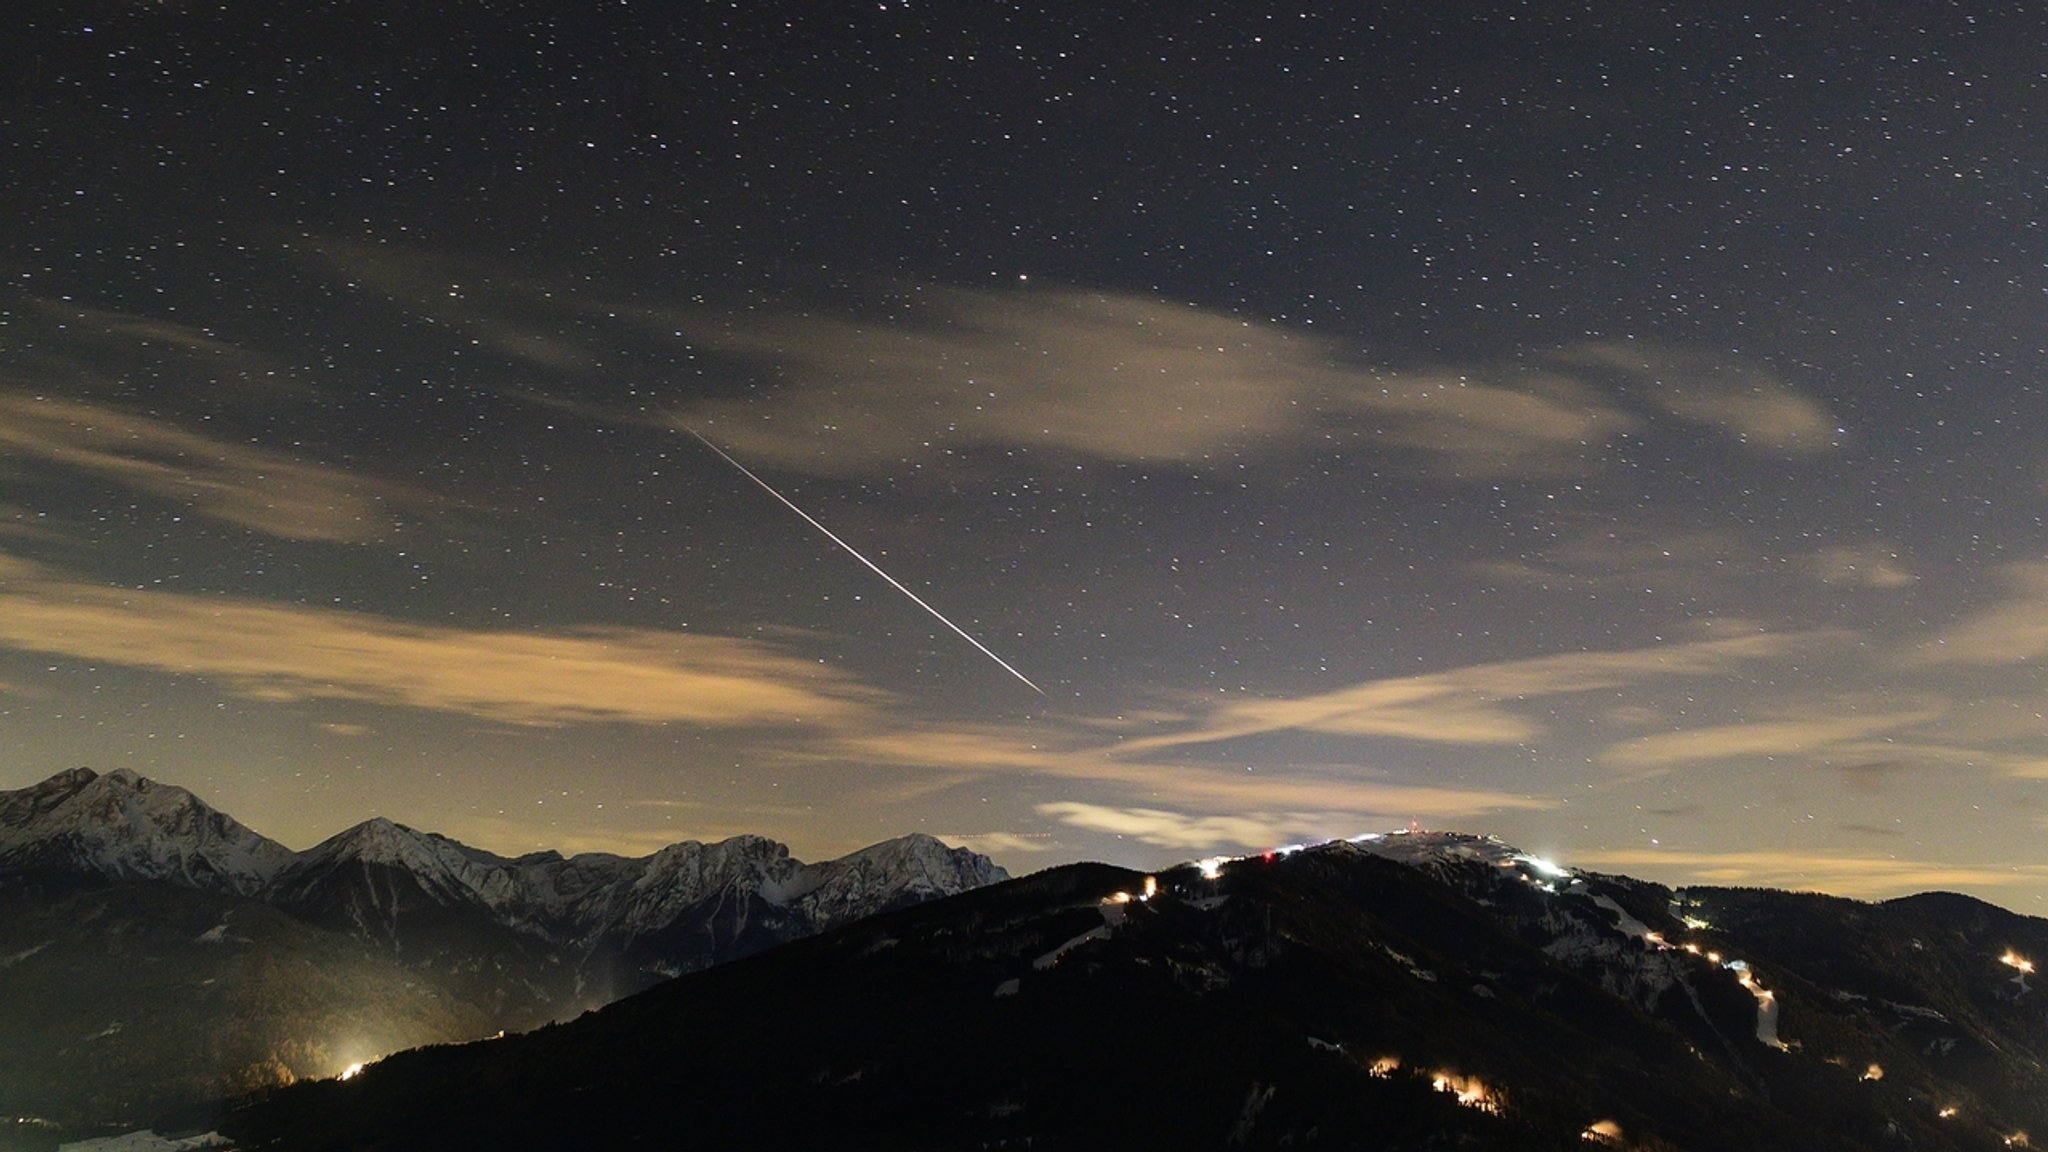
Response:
[819,721,1553,819]
[0,556,876,727]
[1113,630,1827,757]
[1036,802,1304,850]
[1599,708,1944,770]
[1913,561,2048,665]
[666,288,1636,476]
[1556,341,1839,454]
[0,392,411,542]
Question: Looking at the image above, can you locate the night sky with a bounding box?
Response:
[7,1,2048,907]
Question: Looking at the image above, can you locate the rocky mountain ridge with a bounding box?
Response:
[0,767,1006,1136]
[1,768,1003,967]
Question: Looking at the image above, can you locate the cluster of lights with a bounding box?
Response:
[1102,875,1161,906]
[1428,1071,1500,1115]
[1580,1119,1624,1144]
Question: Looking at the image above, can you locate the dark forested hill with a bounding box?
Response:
[219,833,2048,1151]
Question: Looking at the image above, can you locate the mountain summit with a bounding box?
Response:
[0,768,1006,1132]
[0,767,294,896]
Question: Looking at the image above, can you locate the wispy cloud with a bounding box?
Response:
[661,299,1840,478]
[1801,542,1916,589]
[939,830,1058,856]
[1913,561,2048,666]
[1112,630,1829,757]
[0,392,413,542]
[1474,525,1750,595]
[0,556,877,727]
[819,721,1553,819]
[1036,802,1308,850]
[22,298,265,362]
[300,235,605,372]
[1599,706,1944,771]
[284,242,1842,482]
[1570,846,2048,900]
[664,288,1636,477]
[1556,341,1839,454]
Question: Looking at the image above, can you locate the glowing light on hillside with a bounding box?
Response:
[1723,959,1788,1050]
[1367,1055,1400,1078]
[1142,875,1158,900]
[1939,1106,1959,1119]
[2001,950,2035,975]
[1195,856,1228,880]
[2004,1132,2029,1148]
[1581,1119,1623,1143]
[1515,854,1569,880]
[339,1063,365,1081]
[1681,914,1713,930]
[1429,1071,1500,1114]
[1860,1063,1884,1082]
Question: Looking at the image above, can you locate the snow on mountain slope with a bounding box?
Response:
[269,817,535,911]
[610,834,806,938]
[0,768,1008,970]
[794,832,1010,927]
[0,768,294,896]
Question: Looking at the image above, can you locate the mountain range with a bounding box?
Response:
[218,831,2048,1152]
[0,768,1006,1138]
[13,769,2048,1151]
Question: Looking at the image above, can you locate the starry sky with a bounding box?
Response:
[7,1,2048,907]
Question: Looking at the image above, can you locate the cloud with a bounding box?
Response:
[1556,342,1839,454]
[1035,802,1308,850]
[0,392,413,542]
[1914,561,2048,665]
[939,831,1057,855]
[0,556,877,727]
[1845,741,2048,780]
[301,235,605,372]
[23,298,264,362]
[285,243,1840,480]
[1569,846,2048,900]
[1599,707,1943,770]
[1113,630,1828,757]
[1473,525,1750,595]
[1801,542,1916,589]
[819,722,1554,819]
[664,288,1636,477]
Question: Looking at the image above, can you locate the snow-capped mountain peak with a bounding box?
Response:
[0,767,294,896]
[0,768,1011,1011]
[796,832,1010,925]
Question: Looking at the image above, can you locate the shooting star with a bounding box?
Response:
[686,428,1047,696]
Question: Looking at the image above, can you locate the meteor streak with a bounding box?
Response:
[687,428,1047,696]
